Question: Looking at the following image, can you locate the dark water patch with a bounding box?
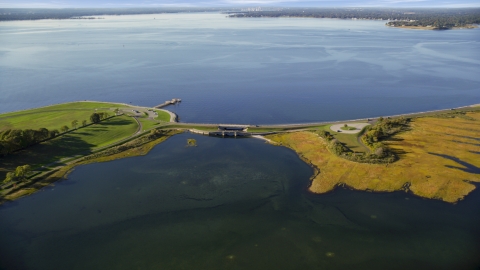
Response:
[1,134,480,269]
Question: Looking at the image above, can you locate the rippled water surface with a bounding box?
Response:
[1,13,479,123]
[0,134,479,269]
[1,13,480,270]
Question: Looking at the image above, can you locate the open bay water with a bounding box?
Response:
[1,13,480,269]
[0,13,479,124]
[0,133,479,269]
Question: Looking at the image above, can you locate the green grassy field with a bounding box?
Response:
[154,110,171,122]
[137,118,162,131]
[0,101,131,132]
[0,102,174,177]
[0,115,138,179]
[67,116,138,147]
[316,125,368,153]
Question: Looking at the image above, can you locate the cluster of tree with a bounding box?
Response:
[3,165,31,184]
[363,117,409,147]
[90,112,109,124]
[317,125,400,164]
[0,8,234,21]
[0,128,59,156]
[228,8,480,29]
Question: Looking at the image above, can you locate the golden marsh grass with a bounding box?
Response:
[267,112,480,203]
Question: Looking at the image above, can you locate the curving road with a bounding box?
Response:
[330,123,370,134]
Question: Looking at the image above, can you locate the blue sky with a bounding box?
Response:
[1,0,479,8]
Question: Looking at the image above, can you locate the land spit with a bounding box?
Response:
[1,101,479,204]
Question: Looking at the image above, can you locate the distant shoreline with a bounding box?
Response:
[387,24,479,30]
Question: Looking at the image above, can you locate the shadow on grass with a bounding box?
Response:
[100,119,133,126]
[428,152,480,174]
[392,148,409,159]
[469,151,480,155]
[86,127,109,132]
[0,135,95,179]
[457,135,480,142]
[451,140,480,147]
[73,132,93,136]
[386,137,405,142]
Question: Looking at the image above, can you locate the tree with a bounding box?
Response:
[71,120,78,130]
[38,128,49,140]
[98,112,109,120]
[344,124,348,128]
[82,120,87,127]
[3,165,31,183]
[15,165,31,179]
[49,129,59,138]
[3,172,16,183]
[90,113,101,124]
[61,125,69,133]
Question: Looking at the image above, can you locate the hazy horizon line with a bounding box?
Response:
[1,6,480,9]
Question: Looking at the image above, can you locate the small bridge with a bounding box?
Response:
[211,125,251,137]
[210,131,251,137]
[190,125,252,138]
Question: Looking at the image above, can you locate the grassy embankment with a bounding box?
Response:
[315,124,369,153]
[0,116,138,178]
[0,101,128,132]
[267,111,480,203]
[0,101,173,182]
[2,130,180,201]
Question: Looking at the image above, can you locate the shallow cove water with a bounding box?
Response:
[0,133,479,269]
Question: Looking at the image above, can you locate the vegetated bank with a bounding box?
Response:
[0,101,177,203]
[1,100,479,204]
[267,109,480,203]
[228,8,480,30]
[1,129,180,202]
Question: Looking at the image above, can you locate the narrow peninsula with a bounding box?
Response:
[1,101,479,204]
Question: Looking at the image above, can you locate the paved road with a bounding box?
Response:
[330,123,370,134]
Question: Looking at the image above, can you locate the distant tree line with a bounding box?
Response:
[0,8,233,21]
[228,8,480,29]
